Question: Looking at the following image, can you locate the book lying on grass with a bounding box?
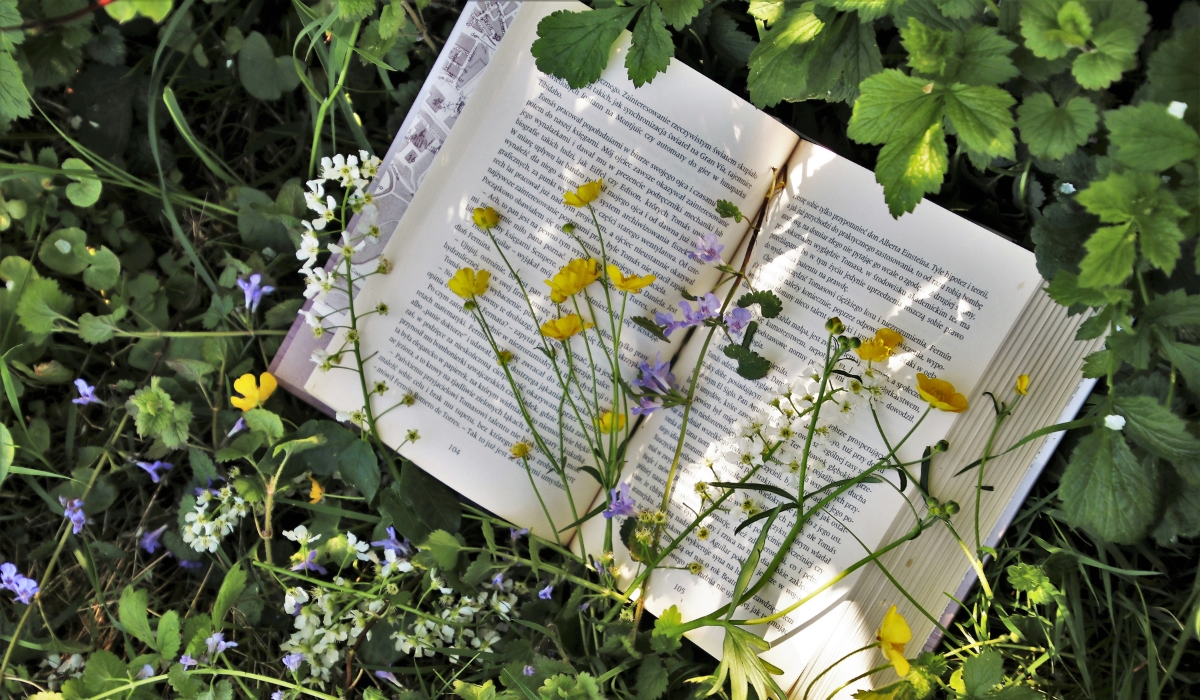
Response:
[278,1,1102,695]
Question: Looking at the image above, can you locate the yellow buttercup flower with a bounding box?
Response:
[231,372,277,411]
[545,258,600,303]
[510,441,533,459]
[447,268,491,299]
[877,605,911,677]
[855,327,904,362]
[916,373,969,413]
[309,477,325,504]
[473,206,500,229]
[540,314,593,341]
[1015,373,1030,395]
[606,264,656,294]
[564,179,603,207]
[595,410,626,433]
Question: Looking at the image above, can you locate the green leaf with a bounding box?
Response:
[1071,0,1149,90]
[737,290,784,318]
[238,31,301,100]
[0,424,13,488]
[1077,223,1136,289]
[749,0,789,23]
[632,315,670,342]
[0,52,32,122]
[421,529,463,570]
[1160,338,1200,393]
[402,462,461,533]
[1060,428,1158,544]
[723,344,772,379]
[118,586,156,650]
[16,277,73,341]
[942,83,1016,159]
[337,0,374,21]
[105,0,171,22]
[0,1,24,54]
[1031,201,1097,279]
[709,10,757,66]
[819,0,902,22]
[212,562,246,627]
[168,662,203,698]
[243,408,283,442]
[79,245,120,290]
[626,4,673,88]
[962,649,1003,696]
[657,0,705,30]
[379,0,408,39]
[39,228,88,274]
[380,482,430,543]
[78,310,125,344]
[1152,478,1200,545]
[126,377,192,449]
[61,158,102,207]
[874,121,949,217]
[636,654,669,700]
[156,610,181,660]
[1017,92,1099,161]
[81,650,129,696]
[1021,0,1092,60]
[1106,103,1200,173]
[1076,171,1187,278]
[903,21,1017,86]
[532,7,638,89]
[1147,27,1200,121]
[454,680,498,700]
[1080,349,1112,378]
[1006,562,1056,604]
[746,3,826,108]
[1114,395,1200,475]
[338,439,381,502]
[716,199,745,222]
[847,69,942,146]
[933,0,983,19]
[1142,289,1200,328]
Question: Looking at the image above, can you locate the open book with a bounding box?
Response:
[279,1,1103,695]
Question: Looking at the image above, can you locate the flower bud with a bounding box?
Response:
[848,337,862,348]
[825,317,845,334]
[943,501,960,515]
[472,206,500,229]
[934,439,950,453]
[562,222,575,233]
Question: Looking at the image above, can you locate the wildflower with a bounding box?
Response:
[725,307,753,340]
[606,264,656,293]
[1104,414,1126,430]
[179,560,203,570]
[595,411,626,433]
[137,664,154,679]
[307,193,338,230]
[296,227,321,269]
[237,273,275,312]
[1059,182,1076,194]
[72,378,101,406]
[205,631,238,657]
[282,652,303,672]
[60,496,85,534]
[272,693,283,700]
[856,328,904,362]
[497,349,515,365]
[1168,101,1188,119]
[492,572,505,588]
[876,605,911,677]
[682,293,722,327]
[1,563,39,605]
[283,588,308,614]
[359,150,382,178]
[511,528,529,540]
[473,206,501,229]
[634,353,676,394]
[602,482,637,519]
[305,477,325,504]
[510,441,534,459]
[135,460,173,484]
[179,655,198,669]
[346,532,371,561]
[1015,373,1030,395]
[447,267,491,299]
[546,258,600,302]
[538,584,554,600]
[563,179,603,207]
[227,416,247,437]
[290,550,328,575]
[631,396,661,416]
[915,373,968,413]
[524,665,536,676]
[655,310,683,337]
[688,231,724,264]
[283,525,321,547]
[231,372,277,411]
[376,669,401,686]
[303,179,325,209]
[140,525,168,554]
[321,153,360,187]
[540,314,592,341]
[687,561,703,575]
[825,316,845,334]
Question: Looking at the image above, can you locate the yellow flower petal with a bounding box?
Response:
[606,264,656,293]
[877,605,911,677]
[545,258,599,302]
[231,372,276,411]
[540,314,592,341]
[1015,373,1030,395]
[564,179,603,207]
[258,372,277,403]
[448,268,490,299]
[916,373,969,413]
[595,411,626,433]
[472,206,500,229]
[855,327,904,362]
[309,477,325,504]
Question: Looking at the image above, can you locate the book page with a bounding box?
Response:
[303,1,798,538]
[588,141,1042,684]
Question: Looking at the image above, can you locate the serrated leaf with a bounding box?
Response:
[62,158,102,207]
[636,654,669,700]
[848,69,943,147]
[82,650,129,695]
[402,462,461,533]
[1021,0,1092,60]
[379,0,408,39]
[422,529,463,570]
[1106,103,1200,173]
[0,424,13,488]
[157,610,181,660]
[723,343,772,379]
[532,7,638,89]
[820,0,901,22]
[126,377,192,449]
[212,562,246,627]
[1031,201,1097,279]
[657,0,704,30]
[903,20,1017,86]
[962,649,1003,695]
[78,311,124,344]
[1077,223,1136,288]
[632,315,670,341]
[1061,428,1158,544]
[797,12,882,104]
[737,290,784,318]
[749,0,789,23]
[1017,92,1099,161]
[942,83,1016,159]
[1076,171,1187,279]
[709,11,757,66]
[338,439,381,502]
[16,277,73,341]
[0,52,31,122]
[1080,349,1111,378]
[243,408,283,442]
[934,0,983,19]
[1071,0,1149,90]
[716,199,745,221]
[119,586,156,649]
[627,4,673,88]
[238,31,301,100]
[1006,562,1056,604]
[875,120,948,217]
[1115,395,1200,476]
[1147,27,1200,122]
[746,3,827,108]
[337,0,374,21]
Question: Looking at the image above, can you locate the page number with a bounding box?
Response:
[449,445,461,455]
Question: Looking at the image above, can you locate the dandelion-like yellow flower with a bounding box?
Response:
[545,258,600,303]
[855,327,904,362]
[595,410,626,433]
[231,372,277,411]
[916,373,968,413]
[472,206,500,229]
[564,179,603,207]
[606,264,656,294]
[1015,373,1030,395]
[447,268,490,299]
[877,605,911,677]
[308,477,325,504]
[540,314,592,341]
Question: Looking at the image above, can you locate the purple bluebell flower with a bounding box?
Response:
[236,273,275,312]
[2,564,40,605]
[696,293,722,319]
[492,572,505,588]
[205,631,237,657]
[510,527,529,540]
[538,585,553,600]
[375,669,400,686]
[140,525,168,554]
[179,655,198,669]
[666,293,722,335]
[725,307,753,340]
[282,652,303,672]
[633,353,676,394]
[688,231,725,264]
[602,482,637,519]
[137,664,155,679]
[655,310,682,338]
[179,559,203,570]
[290,550,328,575]
[523,665,536,676]
[227,417,246,437]
[0,563,17,590]
[135,460,173,484]
[72,378,101,406]
[631,397,661,416]
[59,496,85,534]
[593,559,606,575]
[272,692,284,700]
[370,526,410,555]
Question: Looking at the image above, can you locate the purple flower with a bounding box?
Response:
[72,378,101,406]
[655,311,682,338]
[660,293,722,337]
[3,564,40,605]
[237,273,275,312]
[578,601,591,612]
[602,482,637,519]
[227,417,247,437]
[375,669,401,686]
[140,525,168,554]
[282,652,303,672]
[538,585,553,600]
[695,293,722,320]
[135,460,173,484]
[510,527,529,540]
[370,526,410,555]
[492,572,505,588]
[179,655,198,669]
[12,577,38,604]
[290,550,327,575]
[59,496,85,534]
[633,353,676,394]
[631,397,661,416]
[205,631,237,657]
[0,562,17,590]
[137,664,155,679]
[688,231,725,264]
[725,307,753,340]
[179,559,203,570]
[523,665,536,676]
[593,559,606,575]
[272,693,284,700]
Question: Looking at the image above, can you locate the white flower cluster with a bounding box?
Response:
[391,574,517,662]
[279,584,382,686]
[296,151,383,270]
[182,483,251,553]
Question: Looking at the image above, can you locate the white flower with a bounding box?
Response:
[284,587,310,615]
[300,308,323,329]
[311,349,333,371]
[1104,414,1126,431]
[358,150,382,179]
[1167,101,1188,119]
[283,525,320,546]
[1059,182,1076,194]
[320,153,360,187]
[346,532,370,561]
[304,179,325,211]
[303,267,333,299]
[355,206,380,239]
[297,226,321,269]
